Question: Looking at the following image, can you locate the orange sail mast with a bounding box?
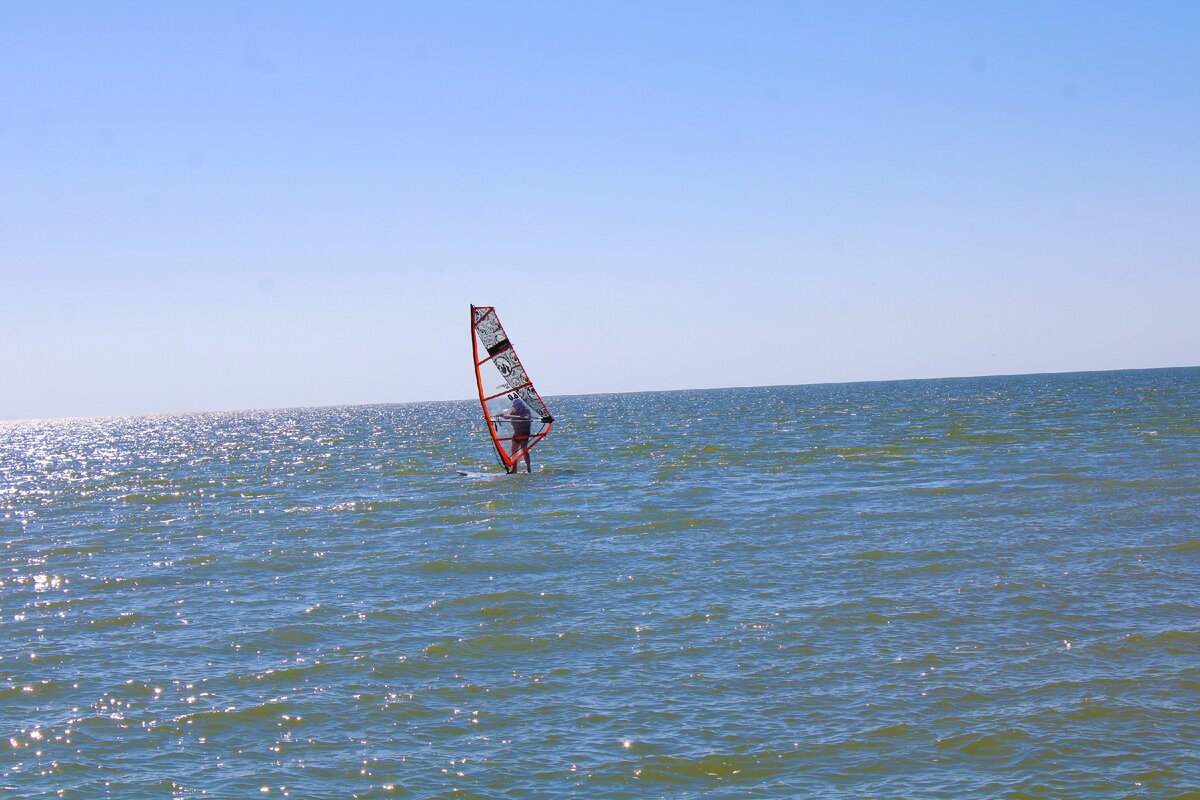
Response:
[470,305,554,470]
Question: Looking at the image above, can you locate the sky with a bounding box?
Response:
[2,1,1197,420]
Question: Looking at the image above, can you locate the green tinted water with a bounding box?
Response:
[2,368,1198,798]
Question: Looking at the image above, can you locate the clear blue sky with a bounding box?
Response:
[2,1,1197,420]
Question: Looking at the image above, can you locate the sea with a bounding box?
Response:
[2,367,1198,799]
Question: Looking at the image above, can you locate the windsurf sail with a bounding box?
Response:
[470,305,554,471]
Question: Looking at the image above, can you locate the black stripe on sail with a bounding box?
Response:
[486,338,511,357]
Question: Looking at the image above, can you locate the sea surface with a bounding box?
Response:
[2,368,1199,799]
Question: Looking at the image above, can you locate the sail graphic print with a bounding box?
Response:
[470,305,554,470]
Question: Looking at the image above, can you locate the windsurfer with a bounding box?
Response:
[499,394,533,473]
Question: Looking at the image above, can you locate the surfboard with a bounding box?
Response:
[455,469,508,481]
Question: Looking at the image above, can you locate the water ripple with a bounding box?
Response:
[1,369,1198,798]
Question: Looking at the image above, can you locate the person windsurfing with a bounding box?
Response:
[499,394,533,473]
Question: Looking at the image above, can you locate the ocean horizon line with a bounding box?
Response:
[4,362,1196,425]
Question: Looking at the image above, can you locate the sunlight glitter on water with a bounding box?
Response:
[1,370,1199,798]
